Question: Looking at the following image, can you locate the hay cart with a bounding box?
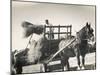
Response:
[39,25,73,72]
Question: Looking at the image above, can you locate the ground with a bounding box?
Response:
[22,52,96,74]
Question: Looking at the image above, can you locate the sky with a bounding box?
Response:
[12,1,95,51]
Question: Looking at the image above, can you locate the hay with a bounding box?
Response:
[22,21,44,37]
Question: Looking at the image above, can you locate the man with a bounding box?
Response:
[45,19,54,39]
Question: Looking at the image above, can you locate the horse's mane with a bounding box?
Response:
[76,25,88,41]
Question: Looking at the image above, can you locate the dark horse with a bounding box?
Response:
[59,22,94,70]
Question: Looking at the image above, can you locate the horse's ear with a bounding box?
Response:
[89,23,91,27]
[86,22,90,28]
[86,22,89,27]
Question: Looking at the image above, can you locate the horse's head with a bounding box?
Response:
[85,22,94,41]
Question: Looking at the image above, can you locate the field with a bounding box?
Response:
[22,52,96,74]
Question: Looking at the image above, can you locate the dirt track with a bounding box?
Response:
[22,52,96,73]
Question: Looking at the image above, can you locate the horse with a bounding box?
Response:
[59,22,94,71]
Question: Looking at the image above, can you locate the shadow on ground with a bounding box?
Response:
[48,63,96,72]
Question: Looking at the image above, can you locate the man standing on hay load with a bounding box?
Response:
[45,19,54,40]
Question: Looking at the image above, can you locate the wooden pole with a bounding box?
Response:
[44,25,46,38]
[70,25,72,36]
[67,25,68,36]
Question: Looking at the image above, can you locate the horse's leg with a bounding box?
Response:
[61,55,70,71]
[14,59,22,74]
[60,55,64,71]
[11,65,16,75]
[81,54,85,70]
[59,53,64,71]
[40,64,46,72]
[77,55,81,70]
[61,59,64,71]
[43,63,48,72]
[61,58,67,71]
[60,52,69,71]
[75,48,81,70]
[15,66,22,74]
[64,58,70,71]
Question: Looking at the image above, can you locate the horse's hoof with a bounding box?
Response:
[63,66,69,71]
[77,66,81,70]
[81,66,85,70]
[64,67,67,71]
[40,64,45,72]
